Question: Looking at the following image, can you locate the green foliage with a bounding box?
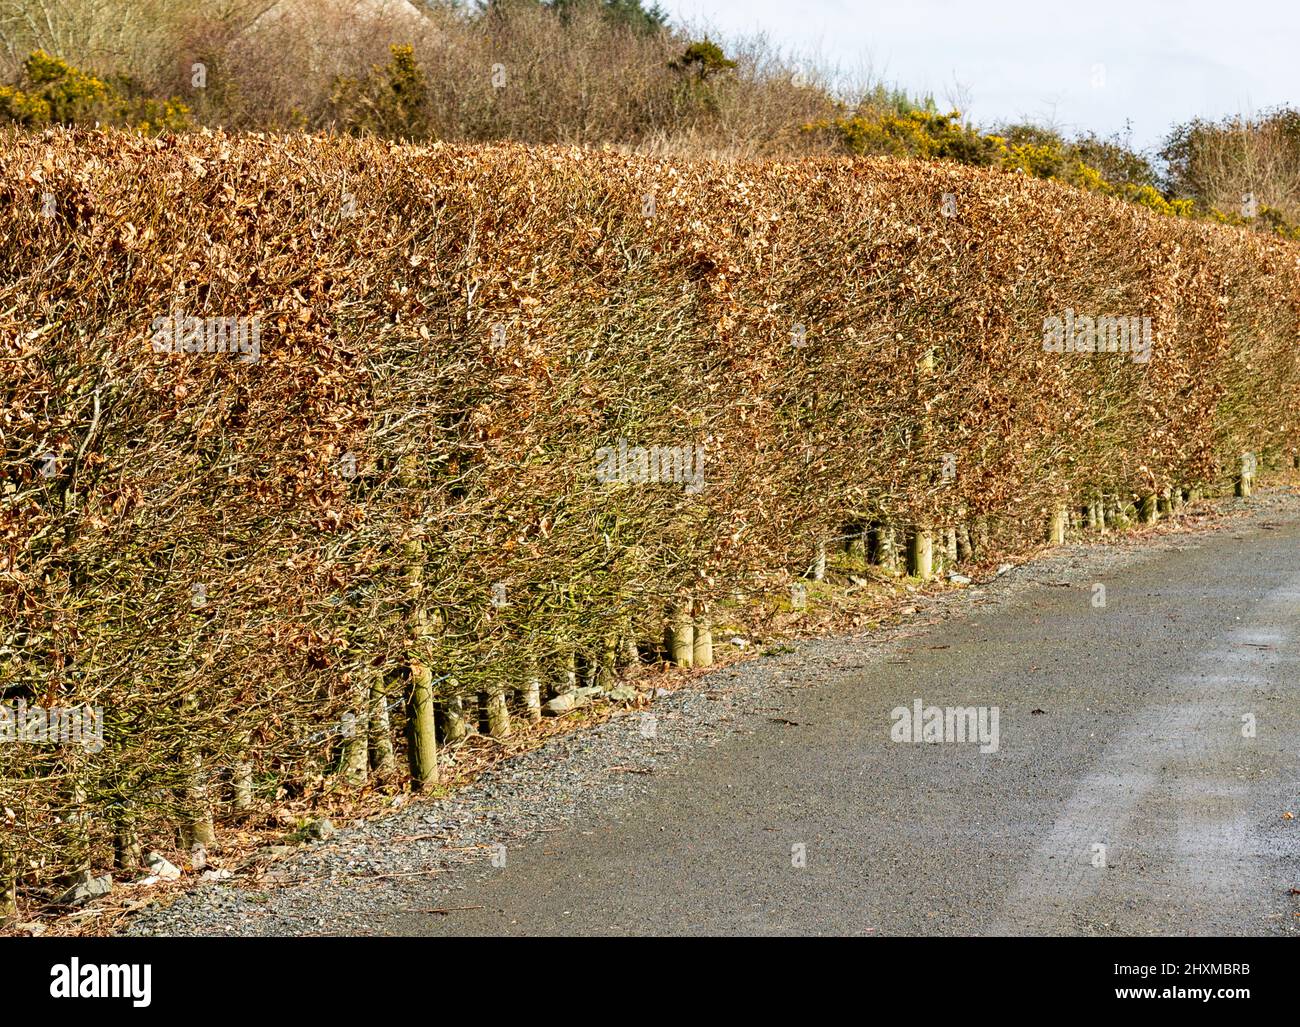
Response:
[0,51,189,131]
[1071,130,1160,189]
[858,84,938,117]
[670,39,737,80]
[666,38,739,122]
[329,44,432,141]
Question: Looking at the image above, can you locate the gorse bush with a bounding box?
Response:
[329,44,431,141]
[1,129,1298,917]
[0,50,188,131]
[812,111,1199,221]
[809,108,995,165]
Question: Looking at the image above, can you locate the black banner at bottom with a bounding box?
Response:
[0,935,1288,1017]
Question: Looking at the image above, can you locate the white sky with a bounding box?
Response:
[656,0,1297,155]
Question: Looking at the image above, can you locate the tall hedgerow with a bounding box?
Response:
[1,131,1298,919]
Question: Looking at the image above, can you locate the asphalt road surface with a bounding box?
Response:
[401,514,1300,936]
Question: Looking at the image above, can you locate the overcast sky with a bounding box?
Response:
[657,0,1296,155]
